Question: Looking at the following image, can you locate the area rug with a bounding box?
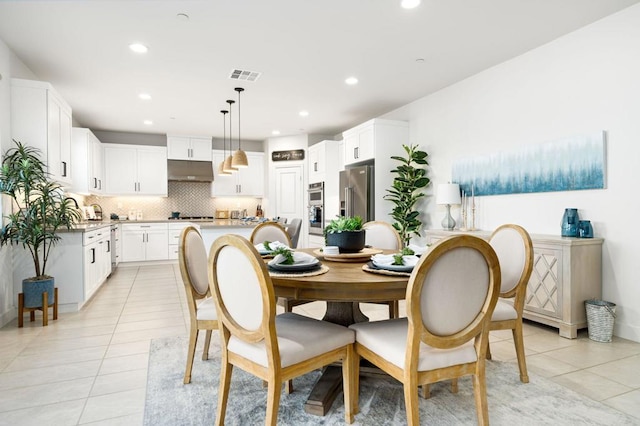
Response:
[144,336,637,425]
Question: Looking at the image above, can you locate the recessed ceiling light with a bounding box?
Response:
[415,58,425,63]
[272,130,281,135]
[129,43,148,53]
[138,93,152,100]
[299,110,309,117]
[345,77,359,85]
[176,13,189,21]
[143,120,153,125]
[401,0,421,9]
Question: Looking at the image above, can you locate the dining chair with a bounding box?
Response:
[486,223,533,383]
[250,221,293,247]
[178,226,219,384]
[208,234,356,425]
[349,235,501,425]
[285,218,302,248]
[363,221,403,318]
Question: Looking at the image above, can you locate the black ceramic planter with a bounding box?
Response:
[326,230,366,253]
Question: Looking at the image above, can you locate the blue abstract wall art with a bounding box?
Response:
[452,131,606,196]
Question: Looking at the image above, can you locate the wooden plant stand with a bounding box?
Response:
[18,287,58,327]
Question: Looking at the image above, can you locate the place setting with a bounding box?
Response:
[264,247,329,278]
[254,240,290,258]
[362,252,420,277]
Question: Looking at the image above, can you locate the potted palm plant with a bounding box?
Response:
[323,216,365,253]
[384,144,430,246]
[0,141,82,320]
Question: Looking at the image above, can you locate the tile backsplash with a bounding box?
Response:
[77,182,260,220]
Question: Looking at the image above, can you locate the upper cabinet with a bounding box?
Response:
[11,78,73,186]
[103,144,167,196]
[167,135,212,161]
[71,128,104,195]
[211,150,264,197]
[342,119,408,167]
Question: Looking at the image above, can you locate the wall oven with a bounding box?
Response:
[308,182,324,236]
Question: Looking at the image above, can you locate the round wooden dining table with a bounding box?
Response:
[268,248,411,415]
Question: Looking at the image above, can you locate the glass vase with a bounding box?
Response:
[561,208,579,237]
[578,220,594,238]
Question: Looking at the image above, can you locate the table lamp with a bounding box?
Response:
[436,183,461,231]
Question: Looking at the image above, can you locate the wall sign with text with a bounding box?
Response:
[271,149,305,162]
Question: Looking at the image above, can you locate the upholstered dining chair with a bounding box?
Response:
[178,226,218,384]
[350,235,501,426]
[486,223,533,383]
[208,234,356,425]
[285,218,303,248]
[363,221,403,318]
[250,221,293,248]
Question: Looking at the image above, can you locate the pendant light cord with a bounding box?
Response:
[235,87,244,150]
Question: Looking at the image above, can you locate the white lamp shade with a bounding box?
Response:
[436,183,461,205]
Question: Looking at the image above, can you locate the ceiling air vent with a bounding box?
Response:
[229,69,261,82]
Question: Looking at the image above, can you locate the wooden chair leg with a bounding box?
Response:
[404,380,420,426]
[486,341,492,360]
[421,384,430,399]
[202,329,212,361]
[451,378,458,393]
[284,379,293,394]
[343,344,356,423]
[42,291,48,327]
[215,362,233,426]
[30,310,35,322]
[353,348,361,418]
[512,325,529,383]
[265,379,282,426]
[18,293,24,328]
[184,327,198,384]
[388,300,399,319]
[53,288,58,321]
[472,363,489,426]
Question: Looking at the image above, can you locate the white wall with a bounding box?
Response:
[384,4,640,342]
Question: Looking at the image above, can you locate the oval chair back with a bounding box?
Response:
[250,222,292,247]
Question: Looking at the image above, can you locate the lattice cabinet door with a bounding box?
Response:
[525,247,563,320]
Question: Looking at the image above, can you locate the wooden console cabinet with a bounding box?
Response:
[424,230,603,338]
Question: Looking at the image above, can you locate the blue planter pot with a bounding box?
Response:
[22,277,55,308]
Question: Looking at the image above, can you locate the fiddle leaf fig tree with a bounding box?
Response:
[0,140,82,279]
[384,144,430,246]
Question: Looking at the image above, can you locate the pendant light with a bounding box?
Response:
[231,87,249,168]
[223,99,238,173]
[218,110,231,176]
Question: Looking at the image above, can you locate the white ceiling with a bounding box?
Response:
[0,0,637,142]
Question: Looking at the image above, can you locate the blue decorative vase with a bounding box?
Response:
[578,220,594,238]
[561,208,579,237]
[22,277,55,308]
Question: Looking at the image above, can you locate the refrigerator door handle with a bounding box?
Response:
[345,186,352,217]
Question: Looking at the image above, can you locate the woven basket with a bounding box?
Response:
[585,299,616,343]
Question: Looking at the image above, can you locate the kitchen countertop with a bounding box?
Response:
[60,219,266,233]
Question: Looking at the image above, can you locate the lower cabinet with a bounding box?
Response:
[424,229,604,338]
[122,223,169,262]
[83,227,112,301]
[168,222,200,260]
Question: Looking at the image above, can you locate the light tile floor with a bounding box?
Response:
[1,264,640,425]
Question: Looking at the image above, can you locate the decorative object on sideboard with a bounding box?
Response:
[435,183,461,231]
[231,87,249,168]
[218,109,232,176]
[223,99,238,174]
[561,208,579,237]
[384,144,430,246]
[0,141,82,327]
[578,220,594,238]
[459,183,476,231]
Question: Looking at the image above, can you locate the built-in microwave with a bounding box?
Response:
[308,182,324,236]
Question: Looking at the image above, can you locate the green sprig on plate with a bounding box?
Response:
[271,246,294,264]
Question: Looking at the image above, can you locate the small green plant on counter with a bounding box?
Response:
[384,144,430,247]
[271,246,294,264]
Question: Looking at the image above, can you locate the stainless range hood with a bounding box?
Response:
[167,160,214,182]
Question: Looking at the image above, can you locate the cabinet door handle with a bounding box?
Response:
[93,177,97,189]
[314,162,317,172]
[99,179,102,190]
[61,161,67,177]
[107,240,111,253]
[354,147,359,159]
[91,248,96,264]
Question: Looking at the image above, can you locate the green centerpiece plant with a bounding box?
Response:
[323,216,365,253]
[0,141,82,313]
[384,144,430,247]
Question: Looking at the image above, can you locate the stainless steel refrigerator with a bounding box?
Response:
[339,164,374,221]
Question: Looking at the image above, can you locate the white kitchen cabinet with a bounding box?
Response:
[11,78,73,186]
[167,135,212,161]
[211,150,265,197]
[424,230,604,339]
[121,223,169,262]
[307,140,340,225]
[83,227,111,301]
[103,144,167,196]
[168,222,200,260]
[71,128,104,194]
